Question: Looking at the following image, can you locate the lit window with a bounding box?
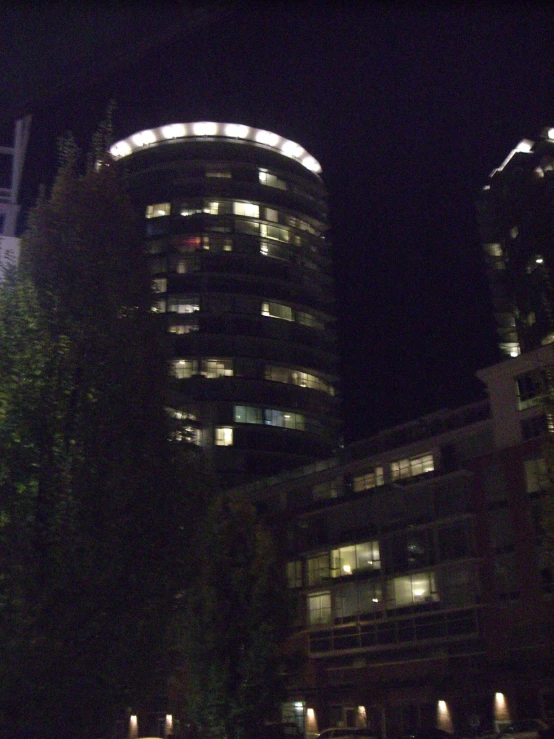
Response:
[203,201,221,215]
[206,170,231,178]
[312,479,341,500]
[331,542,380,577]
[297,311,325,331]
[203,236,233,252]
[260,223,289,242]
[387,571,438,608]
[172,359,198,379]
[335,581,382,619]
[260,240,290,260]
[390,453,434,481]
[167,296,200,314]
[258,168,287,190]
[353,467,384,492]
[151,278,167,293]
[145,202,170,218]
[307,591,331,625]
[215,427,233,446]
[234,405,263,424]
[171,235,202,253]
[172,257,199,274]
[167,408,200,445]
[307,553,330,585]
[484,243,503,257]
[264,409,305,430]
[287,560,303,588]
[233,201,260,218]
[261,301,293,321]
[200,358,233,378]
[264,365,334,395]
[152,299,166,314]
[168,321,198,334]
[235,220,260,235]
[180,206,204,217]
[265,207,279,222]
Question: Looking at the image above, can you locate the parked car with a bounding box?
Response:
[403,729,460,739]
[496,720,550,739]
[317,728,377,739]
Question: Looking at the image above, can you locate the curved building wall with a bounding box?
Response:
[113,123,341,485]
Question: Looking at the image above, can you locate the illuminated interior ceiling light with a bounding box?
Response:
[372,598,379,602]
[225,123,249,138]
[343,564,352,574]
[536,256,544,264]
[548,128,554,140]
[193,121,218,136]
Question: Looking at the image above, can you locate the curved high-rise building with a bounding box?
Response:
[110,122,341,485]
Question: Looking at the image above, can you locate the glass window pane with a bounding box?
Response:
[307,592,331,625]
[215,427,233,446]
[146,202,170,218]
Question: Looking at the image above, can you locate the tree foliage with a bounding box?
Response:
[175,492,292,739]
[0,134,212,739]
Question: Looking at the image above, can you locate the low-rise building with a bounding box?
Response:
[236,346,554,739]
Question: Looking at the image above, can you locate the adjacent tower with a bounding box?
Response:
[110,122,341,486]
[478,127,554,358]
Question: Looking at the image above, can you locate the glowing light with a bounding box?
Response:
[302,156,320,172]
[413,589,424,597]
[110,140,132,158]
[493,138,534,176]
[111,123,322,173]
[306,708,318,735]
[437,700,453,733]
[132,129,157,147]
[536,257,544,264]
[225,123,249,138]
[165,715,174,736]
[494,693,510,722]
[372,598,379,602]
[129,715,138,739]
[255,129,280,147]
[162,123,186,139]
[282,140,304,158]
[343,564,352,574]
[516,139,533,153]
[193,121,218,136]
[548,128,554,140]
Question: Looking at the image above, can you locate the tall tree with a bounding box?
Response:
[0,133,212,739]
[176,491,292,739]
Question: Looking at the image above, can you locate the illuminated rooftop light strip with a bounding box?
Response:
[109,122,322,174]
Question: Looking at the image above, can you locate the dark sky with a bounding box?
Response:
[3,1,554,442]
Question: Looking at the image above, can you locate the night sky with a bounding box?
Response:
[3,1,554,443]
